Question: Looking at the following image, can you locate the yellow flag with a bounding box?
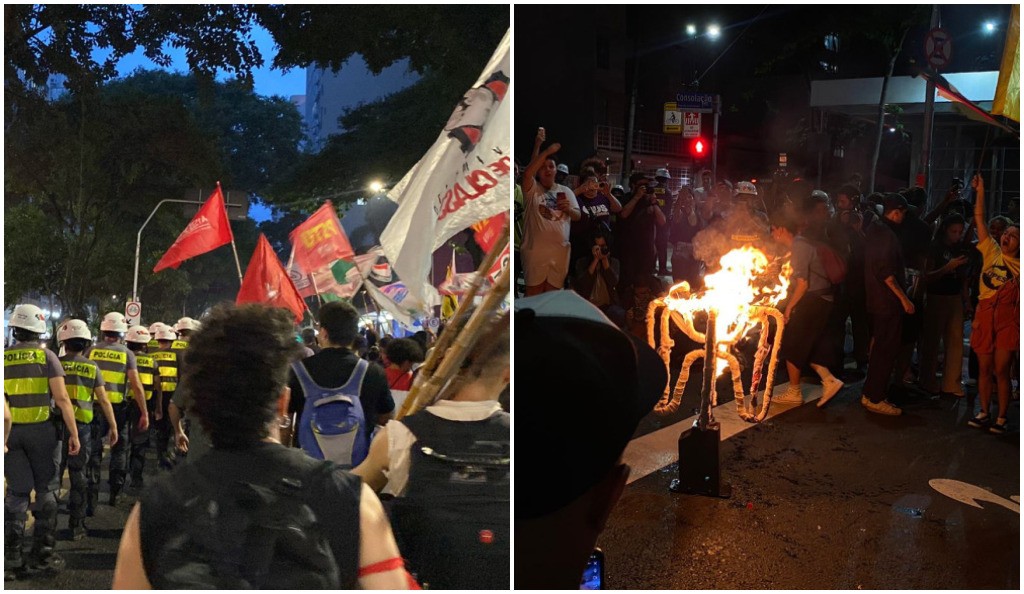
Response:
[993,4,1020,122]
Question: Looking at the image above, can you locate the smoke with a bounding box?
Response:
[695,203,785,262]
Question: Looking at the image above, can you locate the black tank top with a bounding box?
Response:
[139,442,361,588]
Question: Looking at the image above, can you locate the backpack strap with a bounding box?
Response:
[291,359,319,390]
[340,359,370,400]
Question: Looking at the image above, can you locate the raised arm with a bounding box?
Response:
[972,174,989,244]
[522,142,561,196]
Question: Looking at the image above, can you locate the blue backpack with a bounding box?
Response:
[292,359,370,469]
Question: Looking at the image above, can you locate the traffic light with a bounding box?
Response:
[689,137,707,162]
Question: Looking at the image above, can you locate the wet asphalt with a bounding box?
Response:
[599,377,1020,590]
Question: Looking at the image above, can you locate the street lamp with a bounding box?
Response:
[369,181,384,193]
[983,21,997,34]
[686,23,697,36]
[707,24,721,40]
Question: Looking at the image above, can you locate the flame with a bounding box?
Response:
[664,246,791,376]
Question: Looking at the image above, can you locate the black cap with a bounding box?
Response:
[881,193,909,214]
[514,291,667,520]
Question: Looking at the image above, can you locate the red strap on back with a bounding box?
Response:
[358,557,405,576]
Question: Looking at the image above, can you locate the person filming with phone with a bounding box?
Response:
[521,129,581,296]
[574,229,625,328]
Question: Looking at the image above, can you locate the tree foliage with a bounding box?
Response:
[4,71,298,323]
[5,4,263,97]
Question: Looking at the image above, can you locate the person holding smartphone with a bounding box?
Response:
[570,172,621,283]
[573,229,625,328]
[617,173,666,296]
[521,135,581,296]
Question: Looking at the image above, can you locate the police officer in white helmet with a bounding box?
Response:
[4,305,80,577]
[86,312,149,509]
[56,319,117,541]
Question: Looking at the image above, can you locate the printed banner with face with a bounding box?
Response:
[379,29,511,314]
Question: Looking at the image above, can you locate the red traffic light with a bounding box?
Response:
[690,138,707,157]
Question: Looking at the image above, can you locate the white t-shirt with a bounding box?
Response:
[521,183,579,286]
[383,400,504,496]
[522,183,578,250]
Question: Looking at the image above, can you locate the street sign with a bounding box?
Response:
[125,301,142,327]
[779,153,788,168]
[675,92,715,113]
[925,27,952,70]
[182,189,250,221]
[682,112,701,138]
[663,102,682,134]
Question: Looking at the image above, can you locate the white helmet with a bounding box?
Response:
[155,327,178,342]
[58,319,92,342]
[148,322,167,334]
[655,168,671,180]
[735,181,758,196]
[10,304,47,334]
[174,317,200,333]
[126,325,151,344]
[100,312,129,333]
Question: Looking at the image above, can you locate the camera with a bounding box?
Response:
[599,245,610,255]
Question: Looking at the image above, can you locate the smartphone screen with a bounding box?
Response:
[580,548,604,590]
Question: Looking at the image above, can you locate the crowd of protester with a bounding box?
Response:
[514,127,1019,425]
[6,299,509,589]
[513,129,1018,587]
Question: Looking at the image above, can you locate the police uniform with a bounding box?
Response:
[151,343,181,468]
[128,348,160,487]
[4,340,65,568]
[169,339,212,462]
[87,340,137,505]
[58,353,103,530]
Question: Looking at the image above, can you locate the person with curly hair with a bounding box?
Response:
[112,304,414,589]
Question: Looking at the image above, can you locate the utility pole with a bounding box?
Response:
[920,4,941,206]
[623,37,641,184]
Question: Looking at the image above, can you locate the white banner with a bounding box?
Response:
[380,29,511,312]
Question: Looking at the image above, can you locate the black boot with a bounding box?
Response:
[86,489,98,517]
[69,519,87,541]
[4,523,24,573]
[24,511,63,576]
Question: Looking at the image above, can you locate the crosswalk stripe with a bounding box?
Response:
[623,382,828,485]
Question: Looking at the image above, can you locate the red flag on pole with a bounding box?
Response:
[153,185,234,272]
[237,234,307,323]
[288,201,355,274]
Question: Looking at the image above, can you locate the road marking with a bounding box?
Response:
[929,478,1021,514]
[624,382,827,484]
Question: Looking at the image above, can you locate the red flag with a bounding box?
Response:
[154,185,234,272]
[237,234,307,323]
[288,201,355,274]
[471,211,509,253]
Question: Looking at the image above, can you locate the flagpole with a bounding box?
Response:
[309,271,325,306]
[216,182,245,285]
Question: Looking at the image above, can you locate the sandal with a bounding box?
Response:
[989,419,1008,435]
